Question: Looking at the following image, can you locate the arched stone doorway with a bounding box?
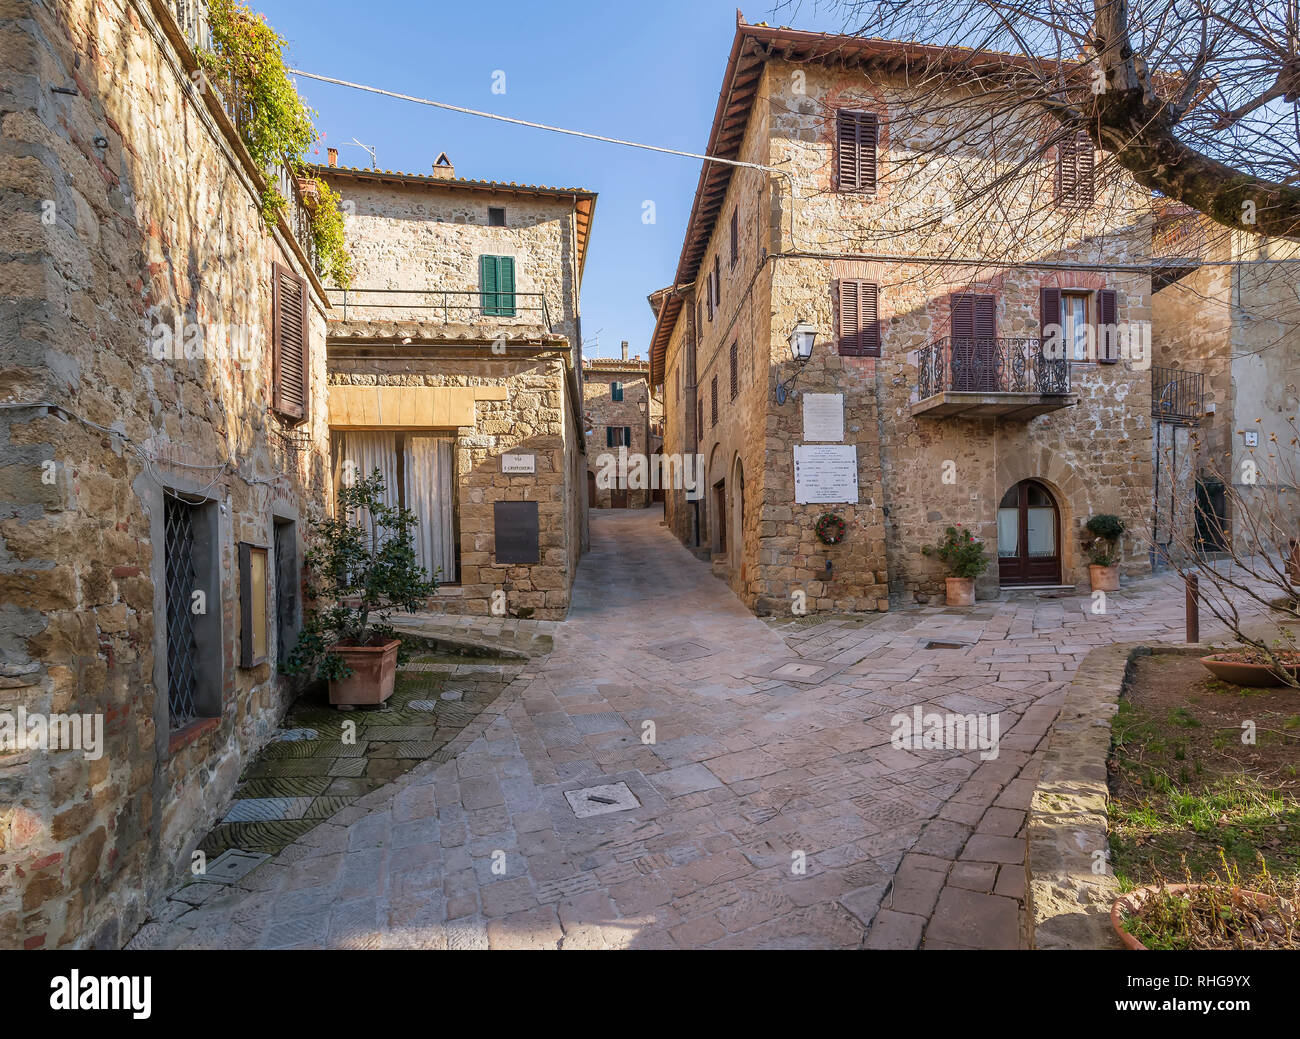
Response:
[731,457,745,563]
[997,479,1061,585]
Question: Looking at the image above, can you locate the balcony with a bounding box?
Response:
[326,287,554,332]
[913,337,1075,419]
[1152,365,1205,424]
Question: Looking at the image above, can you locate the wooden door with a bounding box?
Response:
[951,293,997,391]
[997,480,1061,585]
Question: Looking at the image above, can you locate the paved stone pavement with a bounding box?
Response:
[132,509,1251,950]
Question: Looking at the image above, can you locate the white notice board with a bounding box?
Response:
[793,444,859,504]
[801,393,844,442]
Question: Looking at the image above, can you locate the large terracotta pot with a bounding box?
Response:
[1089,564,1120,592]
[945,577,975,607]
[1199,654,1298,688]
[1111,883,1289,950]
[329,639,400,708]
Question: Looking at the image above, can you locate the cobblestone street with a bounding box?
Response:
[133,509,1235,950]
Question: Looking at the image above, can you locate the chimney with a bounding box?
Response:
[432,151,455,179]
[621,340,629,362]
[327,147,338,168]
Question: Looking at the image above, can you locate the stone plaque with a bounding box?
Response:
[802,393,844,442]
[501,452,535,474]
[793,444,859,504]
[493,501,539,563]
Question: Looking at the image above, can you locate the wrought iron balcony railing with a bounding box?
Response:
[1151,365,1204,423]
[917,337,1071,399]
[326,287,554,332]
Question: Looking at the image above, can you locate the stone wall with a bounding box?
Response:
[582,359,660,508]
[660,57,1155,613]
[1,0,330,948]
[327,353,577,619]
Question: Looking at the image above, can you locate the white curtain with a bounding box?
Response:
[336,432,400,545]
[405,436,456,583]
[997,508,1019,557]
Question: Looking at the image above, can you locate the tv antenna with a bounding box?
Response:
[347,138,378,170]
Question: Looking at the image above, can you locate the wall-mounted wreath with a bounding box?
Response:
[815,513,846,545]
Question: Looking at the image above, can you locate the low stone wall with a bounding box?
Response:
[1026,642,1144,950]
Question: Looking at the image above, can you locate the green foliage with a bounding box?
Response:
[282,471,436,682]
[305,176,353,288]
[201,0,352,282]
[922,524,990,579]
[1085,513,1125,566]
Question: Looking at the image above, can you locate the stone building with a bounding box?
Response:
[315,155,596,619]
[2,0,329,947]
[650,18,1156,615]
[1150,209,1300,555]
[582,342,664,509]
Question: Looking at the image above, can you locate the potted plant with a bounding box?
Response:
[282,470,436,708]
[923,525,989,606]
[1084,514,1125,592]
[1198,641,1300,687]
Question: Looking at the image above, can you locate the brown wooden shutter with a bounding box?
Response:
[1056,131,1095,206]
[951,293,995,338]
[272,262,309,422]
[837,111,878,192]
[1040,286,1062,357]
[730,209,739,267]
[729,341,738,399]
[711,374,718,426]
[1097,288,1119,363]
[951,293,974,341]
[838,280,880,356]
[714,255,722,307]
[974,294,996,339]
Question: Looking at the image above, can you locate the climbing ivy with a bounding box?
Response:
[201,0,351,285]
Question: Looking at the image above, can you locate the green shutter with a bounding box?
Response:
[498,255,516,317]
[480,255,498,315]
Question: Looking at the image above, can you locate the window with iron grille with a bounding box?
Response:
[729,341,739,399]
[711,374,718,426]
[164,495,200,728]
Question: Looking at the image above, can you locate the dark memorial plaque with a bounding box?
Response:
[494,501,540,564]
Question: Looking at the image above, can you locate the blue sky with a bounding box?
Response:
[258,0,842,360]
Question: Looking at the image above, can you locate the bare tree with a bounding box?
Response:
[788,0,1300,239]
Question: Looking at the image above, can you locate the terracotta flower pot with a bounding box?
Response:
[1111,883,1289,950]
[329,639,400,708]
[1199,654,1298,688]
[945,576,975,607]
[1089,564,1120,592]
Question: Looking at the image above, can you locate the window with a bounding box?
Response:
[163,494,221,730]
[273,518,298,667]
[1056,131,1095,206]
[479,254,516,316]
[730,208,739,268]
[697,398,703,436]
[705,275,714,321]
[729,341,739,399]
[714,256,721,308]
[711,374,718,426]
[488,206,506,226]
[836,110,878,193]
[1041,288,1118,362]
[1097,288,1119,363]
[610,381,624,402]
[605,426,631,447]
[238,542,269,668]
[271,262,309,423]
[837,280,881,356]
[1063,292,1090,361]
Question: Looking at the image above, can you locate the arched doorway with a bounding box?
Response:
[997,480,1061,585]
[731,458,745,562]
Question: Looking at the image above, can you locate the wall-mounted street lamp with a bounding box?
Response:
[776,322,818,405]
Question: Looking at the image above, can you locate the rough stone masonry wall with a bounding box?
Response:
[318,175,580,347]
[582,363,655,508]
[0,0,330,948]
[661,298,696,547]
[759,60,1153,607]
[328,357,575,619]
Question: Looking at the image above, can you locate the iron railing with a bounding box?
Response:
[327,287,554,331]
[917,337,1071,399]
[170,1,320,274]
[1152,365,1204,423]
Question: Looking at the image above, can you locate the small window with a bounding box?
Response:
[837,280,881,356]
[1056,131,1095,207]
[729,341,739,399]
[697,398,704,436]
[714,256,722,308]
[605,426,631,447]
[239,542,269,668]
[611,381,624,402]
[836,110,879,193]
[730,209,739,268]
[488,206,506,226]
[480,255,516,316]
[1062,292,1090,361]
